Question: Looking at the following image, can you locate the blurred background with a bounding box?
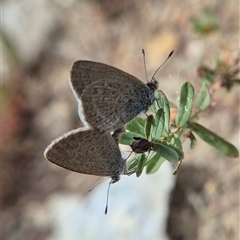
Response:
[2,0,239,239]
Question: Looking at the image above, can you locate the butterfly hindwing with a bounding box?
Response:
[44,128,125,177]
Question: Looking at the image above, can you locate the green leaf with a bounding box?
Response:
[191,122,239,157]
[126,117,146,137]
[145,152,165,174]
[136,154,146,177]
[126,154,141,172]
[161,141,184,160]
[159,91,171,133]
[171,135,183,149]
[176,82,195,127]
[153,91,171,133]
[154,91,165,108]
[152,142,179,163]
[200,75,214,85]
[145,115,154,139]
[188,132,197,149]
[152,109,164,139]
[196,83,210,110]
[151,91,162,113]
[119,132,143,145]
[151,96,159,113]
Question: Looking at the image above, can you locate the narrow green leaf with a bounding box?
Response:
[151,91,162,113]
[145,115,154,139]
[200,75,214,85]
[196,83,210,110]
[152,109,164,139]
[145,152,165,174]
[152,142,179,163]
[191,122,239,157]
[176,82,195,127]
[126,117,146,137]
[171,135,183,149]
[119,132,143,145]
[159,91,171,133]
[152,91,171,133]
[161,142,184,160]
[144,150,156,165]
[188,132,197,149]
[126,154,141,172]
[136,154,146,177]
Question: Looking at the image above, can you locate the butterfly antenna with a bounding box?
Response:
[151,50,174,81]
[142,49,149,82]
[105,180,113,215]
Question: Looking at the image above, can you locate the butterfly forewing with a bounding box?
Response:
[70,61,155,132]
[70,61,139,97]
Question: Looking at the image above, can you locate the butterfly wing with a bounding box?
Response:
[44,128,125,177]
[80,78,152,132]
[69,60,138,98]
[70,60,155,132]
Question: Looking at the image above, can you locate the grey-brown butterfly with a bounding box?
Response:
[44,127,127,183]
[69,50,174,132]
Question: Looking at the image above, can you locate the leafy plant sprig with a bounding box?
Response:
[120,56,239,177]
